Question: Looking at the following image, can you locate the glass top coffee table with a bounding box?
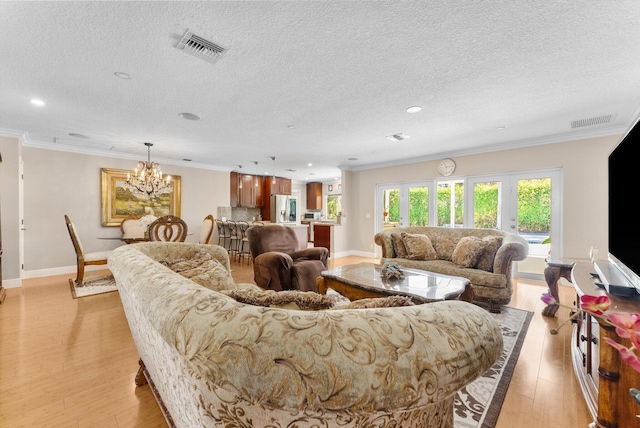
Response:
[317,262,472,304]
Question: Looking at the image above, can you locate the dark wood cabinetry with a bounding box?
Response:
[571,261,640,428]
[265,176,291,196]
[307,182,322,210]
[230,172,264,208]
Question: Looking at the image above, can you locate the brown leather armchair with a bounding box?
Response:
[247,224,328,292]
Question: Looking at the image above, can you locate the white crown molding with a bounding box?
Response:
[0,128,233,173]
[340,125,627,172]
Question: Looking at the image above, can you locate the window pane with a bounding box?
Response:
[383,188,400,229]
[473,181,500,229]
[437,181,464,227]
[517,178,551,257]
[408,186,429,226]
[327,195,342,219]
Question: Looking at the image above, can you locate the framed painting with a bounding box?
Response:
[101,168,181,226]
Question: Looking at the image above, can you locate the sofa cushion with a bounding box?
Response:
[401,232,437,260]
[475,236,504,272]
[159,249,236,292]
[452,236,486,268]
[432,235,458,261]
[391,233,408,258]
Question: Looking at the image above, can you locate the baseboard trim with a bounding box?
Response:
[2,278,23,289]
[3,265,107,288]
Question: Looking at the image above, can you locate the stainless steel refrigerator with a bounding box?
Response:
[271,195,298,224]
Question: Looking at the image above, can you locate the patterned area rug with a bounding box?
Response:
[69,274,118,299]
[454,306,533,428]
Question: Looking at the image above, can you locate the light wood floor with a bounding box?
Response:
[0,255,592,427]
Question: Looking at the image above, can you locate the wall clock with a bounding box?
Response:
[437,158,456,176]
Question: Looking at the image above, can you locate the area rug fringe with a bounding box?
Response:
[454,306,533,428]
[69,274,118,299]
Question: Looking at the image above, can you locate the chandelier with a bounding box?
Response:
[123,142,172,199]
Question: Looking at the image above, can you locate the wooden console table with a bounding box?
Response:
[571,261,640,428]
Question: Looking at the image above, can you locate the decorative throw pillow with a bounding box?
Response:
[451,236,487,268]
[431,235,458,261]
[160,250,236,292]
[401,232,437,261]
[341,295,415,309]
[221,289,336,310]
[475,235,504,272]
[391,233,408,258]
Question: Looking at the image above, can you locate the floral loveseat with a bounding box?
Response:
[375,227,529,313]
[108,241,504,428]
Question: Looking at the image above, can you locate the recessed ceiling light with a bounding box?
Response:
[496,126,506,130]
[68,133,89,138]
[178,112,200,120]
[30,99,45,107]
[114,72,131,79]
[307,163,312,166]
[287,125,295,129]
[348,157,358,161]
[406,106,422,113]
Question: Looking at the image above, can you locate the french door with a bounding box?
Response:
[465,169,561,277]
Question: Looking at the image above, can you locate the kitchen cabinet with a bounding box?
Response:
[264,176,291,196]
[230,172,264,208]
[307,182,322,210]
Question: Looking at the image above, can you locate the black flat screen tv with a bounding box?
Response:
[606,115,640,293]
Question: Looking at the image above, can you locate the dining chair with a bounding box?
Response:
[200,214,215,244]
[64,214,113,286]
[120,216,146,243]
[148,215,188,242]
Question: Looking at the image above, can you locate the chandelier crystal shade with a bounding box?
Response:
[123,143,172,199]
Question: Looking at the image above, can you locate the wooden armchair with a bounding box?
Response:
[64,215,113,286]
[148,215,188,242]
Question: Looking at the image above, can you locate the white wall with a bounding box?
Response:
[342,134,620,260]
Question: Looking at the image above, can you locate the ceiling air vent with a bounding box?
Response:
[176,29,228,64]
[570,114,613,129]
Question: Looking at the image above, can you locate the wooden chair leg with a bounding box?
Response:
[76,261,85,286]
[135,359,148,386]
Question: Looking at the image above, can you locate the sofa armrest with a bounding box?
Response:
[493,233,529,274]
[290,247,328,265]
[374,232,394,258]
[253,252,294,290]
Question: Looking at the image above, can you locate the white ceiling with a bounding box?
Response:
[1,1,640,182]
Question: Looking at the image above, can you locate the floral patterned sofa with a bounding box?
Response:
[108,241,504,428]
[374,227,529,313]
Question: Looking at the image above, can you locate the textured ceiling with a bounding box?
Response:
[1,1,640,182]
